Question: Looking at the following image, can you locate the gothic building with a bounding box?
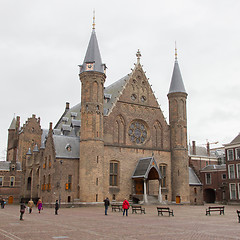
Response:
[3,22,191,205]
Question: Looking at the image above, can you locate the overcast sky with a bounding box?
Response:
[1,0,240,160]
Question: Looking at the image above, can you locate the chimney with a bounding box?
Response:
[49,122,53,130]
[207,142,210,156]
[66,102,70,110]
[192,141,196,155]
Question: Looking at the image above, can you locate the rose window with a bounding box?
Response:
[128,121,147,144]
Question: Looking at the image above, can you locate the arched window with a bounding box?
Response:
[159,164,167,188]
[27,177,31,190]
[109,161,119,186]
[113,115,125,144]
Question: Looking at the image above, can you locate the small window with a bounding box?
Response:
[227,149,234,161]
[131,94,137,101]
[222,173,227,180]
[68,175,72,190]
[0,177,3,186]
[230,183,236,200]
[228,165,235,179]
[159,164,167,188]
[11,165,15,171]
[205,173,211,184]
[237,164,240,179]
[10,176,15,187]
[236,149,240,160]
[110,162,118,186]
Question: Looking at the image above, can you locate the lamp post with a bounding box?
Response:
[59,160,63,207]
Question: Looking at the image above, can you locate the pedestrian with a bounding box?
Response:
[122,198,130,216]
[1,198,5,209]
[104,197,110,215]
[55,200,59,215]
[36,199,43,213]
[20,201,26,220]
[28,199,34,213]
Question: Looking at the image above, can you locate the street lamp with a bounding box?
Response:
[59,160,63,207]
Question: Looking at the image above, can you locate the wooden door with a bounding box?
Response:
[8,196,13,204]
[135,180,143,194]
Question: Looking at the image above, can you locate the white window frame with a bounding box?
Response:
[227,149,234,161]
[0,176,3,186]
[205,173,211,185]
[9,176,15,187]
[229,183,237,200]
[236,148,240,160]
[237,164,240,179]
[228,164,235,179]
[238,183,240,200]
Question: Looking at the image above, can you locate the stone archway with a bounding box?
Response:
[204,188,216,203]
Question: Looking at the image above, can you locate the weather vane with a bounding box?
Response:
[92,9,96,29]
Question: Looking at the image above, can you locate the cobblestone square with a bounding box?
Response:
[1,204,240,240]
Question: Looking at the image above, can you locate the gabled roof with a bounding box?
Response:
[132,157,162,179]
[230,133,240,144]
[189,167,202,186]
[168,60,187,94]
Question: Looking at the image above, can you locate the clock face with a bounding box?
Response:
[86,63,94,71]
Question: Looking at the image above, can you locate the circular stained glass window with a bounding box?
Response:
[128,121,147,144]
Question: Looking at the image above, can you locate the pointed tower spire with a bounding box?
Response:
[168,45,187,94]
[9,116,16,130]
[79,13,106,74]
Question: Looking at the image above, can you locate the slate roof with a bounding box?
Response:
[189,167,202,185]
[132,157,162,179]
[53,135,80,159]
[54,74,130,132]
[0,161,21,171]
[168,60,187,94]
[201,164,226,172]
[79,29,105,74]
[9,117,16,130]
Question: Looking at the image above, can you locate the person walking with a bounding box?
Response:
[55,200,59,215]
[36,199,43,213]
[1,198,5,209]
[104,197,110,215]
[122,198,130,216]
[20,201,26,220]
[28,199,34,214]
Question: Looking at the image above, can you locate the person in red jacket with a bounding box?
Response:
[122,198,130,216]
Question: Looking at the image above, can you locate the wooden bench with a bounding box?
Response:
[157,207,174,216]
[206,206,224,215]
[237,210,240,223]
[132,205,145,214]
[111,204,122,212]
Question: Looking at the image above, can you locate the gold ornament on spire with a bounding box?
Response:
[175,41,178,60]
[92,10,96,29]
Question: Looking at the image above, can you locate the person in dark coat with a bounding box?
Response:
[20,202,26,220]
[55,200,59,215]
[104,197,110,215]
[122,198,130,216]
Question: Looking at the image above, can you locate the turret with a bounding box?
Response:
[79,16,106,202]
[7,116,20,162]
[168,46,189,203]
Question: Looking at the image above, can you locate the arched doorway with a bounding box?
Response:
[132,157,162,203]
[204,188,216,203]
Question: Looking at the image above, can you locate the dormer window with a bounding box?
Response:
[66,144,72,152]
